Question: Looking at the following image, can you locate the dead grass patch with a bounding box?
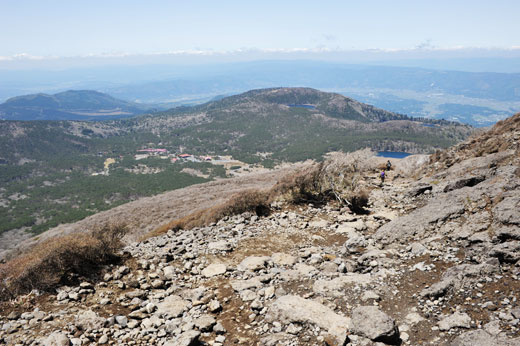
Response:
[145,189,271,239]
[0,223,127,301]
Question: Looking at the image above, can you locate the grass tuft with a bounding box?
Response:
[0,223,127,301]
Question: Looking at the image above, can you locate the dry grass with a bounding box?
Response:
[147,150,376,239]
[0,223,127,301]
[145,190,271,239]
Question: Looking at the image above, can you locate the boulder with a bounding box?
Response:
[350,306,399,344]
[43,332,70,346]
[155,295,190,318]
[168,330,201,346]
[267,295,350,345]
[494,196,520,225]
[201,263,227,278]
[375,195,465,244]
[194,315,216,332]
[208,240,234,252]
[237,256,270,271]
[450,329,520,346]
[271,253,297,266]
[438,312,471,331]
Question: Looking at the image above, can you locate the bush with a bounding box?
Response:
[272,150,375,211]
[0,223,127,301]
[271,163,327,204]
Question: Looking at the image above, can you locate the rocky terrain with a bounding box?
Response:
[0,114,519,345]
[0,164,307,261]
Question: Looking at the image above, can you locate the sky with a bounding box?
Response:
[1,0,520,66]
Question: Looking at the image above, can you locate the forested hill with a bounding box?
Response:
[0,90,151,121]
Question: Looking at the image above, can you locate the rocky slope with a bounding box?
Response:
[1,114,519,345]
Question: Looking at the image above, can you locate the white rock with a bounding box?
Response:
[271,253,297,266]
[194,315,216,332]
[163,266,176,280]
[350,306,398,342]
[98,335,108,344]
[115,315,128,327]
[240,289,257,301]
[361,290,381,302]
[208,240,234,252]
[156,295,190,318]
[208,299,222,313]
[43,332,70,346]
[167,330,201,346]
[230,277,263,291]
[313,274,372,296]
[201,263,227,278]
[145,302,157,314]
[438,311,471,331]
[267,295,350,345]
[237,256,270,271]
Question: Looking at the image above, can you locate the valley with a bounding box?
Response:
[0,88,473,238]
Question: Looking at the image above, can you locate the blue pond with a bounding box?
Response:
[377,151,412,159]
[288,104,316,109]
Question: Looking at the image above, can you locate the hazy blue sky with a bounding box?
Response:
[1,0,519,61]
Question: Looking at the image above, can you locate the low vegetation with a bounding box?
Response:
[146,189,271,239]
[0,223,127,301]
[148,150,376,239]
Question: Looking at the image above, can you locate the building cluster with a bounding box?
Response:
[134,149,216,163]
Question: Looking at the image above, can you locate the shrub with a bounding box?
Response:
[271,163,327,204]
[0,223,127,301]
[272,150,375,211]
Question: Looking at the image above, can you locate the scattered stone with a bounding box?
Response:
[208,240,234,252]
[208,299,222,313]
[169,330,201,346]
[271,253,296,266]
[194,315,216,332]
[43,332,70,346]
[156,295,189,318]
[98,334,108,344]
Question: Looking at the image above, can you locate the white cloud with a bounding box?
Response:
[1,46,520,64]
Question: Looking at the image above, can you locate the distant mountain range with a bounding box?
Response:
[0,90,153,121]
[1,61,518,126]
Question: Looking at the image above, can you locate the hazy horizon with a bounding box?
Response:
[1,1,519,72]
